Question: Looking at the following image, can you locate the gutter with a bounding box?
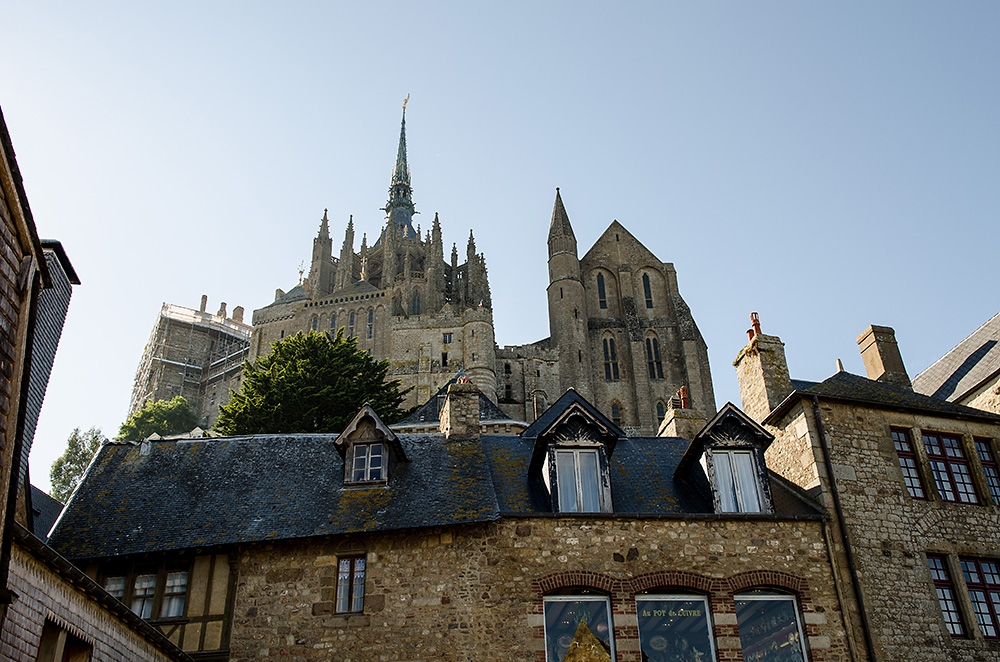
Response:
[811,395,877,662]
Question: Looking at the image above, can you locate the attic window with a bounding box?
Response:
[712,450,762,513]
[556,449,602,512]
[349,443,385,483]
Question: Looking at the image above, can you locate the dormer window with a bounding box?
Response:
[335,404,408,486]
[712,449,762,513]
[524,389,623,515]
[350,442,385,482]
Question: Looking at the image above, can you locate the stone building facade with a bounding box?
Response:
[248,110,714,435]
[129,297,251,429]
[735,315,1000,660]
[49,384,850,662]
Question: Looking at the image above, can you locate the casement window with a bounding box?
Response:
[103,567,190,621]
[132,573,157,619]
[602,337,619,381]
[543,595,614,662]
[734,592,808,660]
[596,273,607,309]
[960,557,1000,639]
[336,556,366,613]
[636,594,715,661]
[645,335,663,380]
[712,449,762,513]
[160,571,188,618]
[927,555,965,636]
[443,333,452,344]
[349,443,385,483]
[923,433,979,504]
[555,449,603,513]
[642,273,653,309]
[891,428,926,499]
[975,439,1000,505]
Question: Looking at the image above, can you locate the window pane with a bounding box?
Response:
[103,576,125,599]
[927,555,965,636]
[578,451,601,513]
[735,594,807,661]
[636,596,715,662]
[132,574,157,619]
[161,571,188,618]
[556,452,579,512]
[733,451,762,513]
[713,452,738,513]
[543,597,613,662]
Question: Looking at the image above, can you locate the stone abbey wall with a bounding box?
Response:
[230,517,850,662]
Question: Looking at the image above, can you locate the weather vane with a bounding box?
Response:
[403,94,410,111]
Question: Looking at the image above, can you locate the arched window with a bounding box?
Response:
[656,401,666,422]
[642,273,653,309]
[311,316,319,331]
[330,313,337,330]
[349,312,356,337]
[645,335,663,379]
[597,273,607,309]
[611,403,622,426]
[366,309,374,339]
[412,292,421,315]
[602,336,620,381]
[636,594,715,660]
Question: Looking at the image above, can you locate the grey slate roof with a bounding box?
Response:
[401,372,515,425]
[30,485,63,542]
[766,371,1000,424]
[48,427,824,562]
[260,284,310,309]
[913,312,1000,402]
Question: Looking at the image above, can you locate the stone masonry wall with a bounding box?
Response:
[768,399,1000,661]
[963,373,1000,416]
[230,517,849,662]
[0,542,180,662]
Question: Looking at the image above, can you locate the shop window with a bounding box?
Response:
[543,595,614,662]
[891,428,926,499]
[642,273,653,308]
[734,591,808,660]
[923,432,979,504]
[928,555,965,636]
[336,555,366,613]
[636,594,715,662]
[975,439,1000,505]
[960,557,1000,638]
[596,274,607,309]
[349,443,385,483]
[712,450,762,513]
[603,337,619,381]
[645,335,663,380]
[555,449,602,513]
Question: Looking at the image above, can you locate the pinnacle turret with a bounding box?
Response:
[547,188,578,259]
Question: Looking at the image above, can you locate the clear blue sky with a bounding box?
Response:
[2,3,998,492]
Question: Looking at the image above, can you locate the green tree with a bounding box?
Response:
[50,427,104,502]
[116,396,198,441]
[216,330,411,435]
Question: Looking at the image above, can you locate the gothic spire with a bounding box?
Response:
[548,188,575,240]
[383,99,417,239]
[319,208,330,238]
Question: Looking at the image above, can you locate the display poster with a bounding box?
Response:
[734,595,807,662]
[636,596,715,662]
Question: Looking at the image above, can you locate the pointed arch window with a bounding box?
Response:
[311,316,319,331]
[610,403,622,427]
[642,273,653,309]
[656,401,666,423]
[349,312,356,337]
[412,292,421,315]
[596,273,607,309]
[603,337,620,381]
[645,335,663,379]
[330,313,337,330]
[366,309,374,339]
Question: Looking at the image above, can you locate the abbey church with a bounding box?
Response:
[249,110,715,435]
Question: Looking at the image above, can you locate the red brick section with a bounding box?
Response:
[532,569,819,662]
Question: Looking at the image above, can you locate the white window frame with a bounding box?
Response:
[350,443,386,483]
[712,449,763,513]
[555,448,604,513]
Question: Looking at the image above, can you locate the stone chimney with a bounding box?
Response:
[657,388,707,440]
[733,312,793,423]
[217,302,227,318]
[439,377,481,441]
[200,294,208,312]
[857,325,911,390]
[232,306,245,324]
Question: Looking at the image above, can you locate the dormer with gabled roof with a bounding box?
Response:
[676,402,775,514]
[334,404,408,485]
[522,389,623,513]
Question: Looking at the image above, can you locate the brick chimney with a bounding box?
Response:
[733,313,793,423]
[857,325,911,390]
[657,388,707,440]
[440,377,481,441]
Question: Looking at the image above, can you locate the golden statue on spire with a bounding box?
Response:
[402,94,410,111]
